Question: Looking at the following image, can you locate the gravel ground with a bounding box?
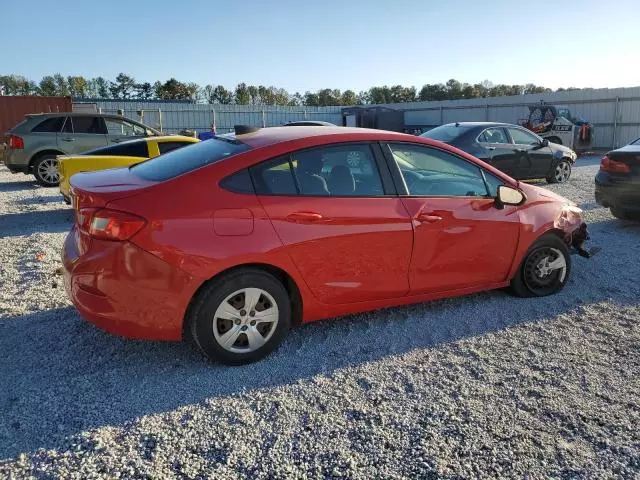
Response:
[0,158,639,479]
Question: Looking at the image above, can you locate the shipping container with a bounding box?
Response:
[0,96,72,144]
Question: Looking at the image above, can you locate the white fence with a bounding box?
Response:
[73,85,640,149]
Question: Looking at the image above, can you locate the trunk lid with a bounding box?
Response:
[70,167,155,208]
[608,145,640,174]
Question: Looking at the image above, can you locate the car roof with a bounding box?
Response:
[236,126,420,149]
[26,112,141,119]
[438,122,514,128]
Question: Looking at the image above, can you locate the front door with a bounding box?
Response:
[385,142,520,294]
[507,127,554,179]
[252,143,413,304]
[57,116,108,153]
[476,127,519,177]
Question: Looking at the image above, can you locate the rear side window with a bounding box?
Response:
[132,137,251,181]
[158,141,192,155]
[84,140,149,157]
[220,169,254,194]
[31,117,66,133]
[250,156,298,195]
[72,116,105,134]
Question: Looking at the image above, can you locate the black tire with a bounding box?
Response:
[188,268,292,365]
[546,159,571,184]
[32,154,60,187]
[510,234,571,298]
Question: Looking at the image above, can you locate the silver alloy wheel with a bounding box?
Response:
[37,158,60,184]
[534,247,567,283]
[212,287,279,353]
[554,161,571,183]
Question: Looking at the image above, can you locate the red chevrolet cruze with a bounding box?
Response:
[63,126,590,364]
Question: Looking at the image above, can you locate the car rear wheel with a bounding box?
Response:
[33,155,60,187]
[547,160,571,184]
[188,269,292,365]
[510,234,571,297]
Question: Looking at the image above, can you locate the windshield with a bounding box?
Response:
[132,137,251,181]
[420,124,472,143]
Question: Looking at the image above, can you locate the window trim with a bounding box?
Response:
[381,141,495,199]
[506,126,543,146]
[475,127,512,145]
[249,141,396,198]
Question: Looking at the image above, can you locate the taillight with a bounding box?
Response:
[9,135,24,149]
[601,155,630,174]
[77,208,146,241]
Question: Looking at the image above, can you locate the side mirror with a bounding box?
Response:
[495,185,526,209]
[541,138,549,147]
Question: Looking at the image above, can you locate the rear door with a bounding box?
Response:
[253,142,414,304]
[506,127,554,178]
[58,116,109,153]
[476,127,518,176]
[104,117,148,145]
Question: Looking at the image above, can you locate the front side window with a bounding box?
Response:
[478,127,510,144]
[72,116,105,134]
[250,144,385,197]
[105,118,146,137]
[508,127,541,146]
[388,143,489,197]
[132,137,251,181]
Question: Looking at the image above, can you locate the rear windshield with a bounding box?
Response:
[420,124,473,143]
[131,137,251,181]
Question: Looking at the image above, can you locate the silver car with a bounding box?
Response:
[3,113,160,186]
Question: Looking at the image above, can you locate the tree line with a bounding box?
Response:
[0,73,581,106]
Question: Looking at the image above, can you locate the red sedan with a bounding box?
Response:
[63,126,590,364]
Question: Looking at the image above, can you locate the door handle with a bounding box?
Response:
[416,212,443,223]
[487,146,496,151]
[286,211,324,223]
[61,137,75,142]
[515,148,526,153]
[111,139,123,143]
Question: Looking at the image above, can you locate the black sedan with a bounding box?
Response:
[421,122,577,183]
[595,140,640,220]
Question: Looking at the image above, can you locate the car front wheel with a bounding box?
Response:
[547,160,572,184]
[188,269,292,365]
[510,234,572,297]
[33,155,60,187]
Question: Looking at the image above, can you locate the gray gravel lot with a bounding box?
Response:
[0,158,639,479]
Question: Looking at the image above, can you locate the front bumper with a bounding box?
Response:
[569,223,598,258]
[62,227,198,341]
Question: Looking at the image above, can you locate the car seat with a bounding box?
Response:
[327,165,355,195]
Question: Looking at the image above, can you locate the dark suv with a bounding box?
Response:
[3,113,159,186]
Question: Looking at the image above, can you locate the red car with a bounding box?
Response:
[63,126,590,364]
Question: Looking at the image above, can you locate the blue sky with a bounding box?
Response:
[2,0,639,92]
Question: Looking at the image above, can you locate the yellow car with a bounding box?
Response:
[58,135,199,203]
